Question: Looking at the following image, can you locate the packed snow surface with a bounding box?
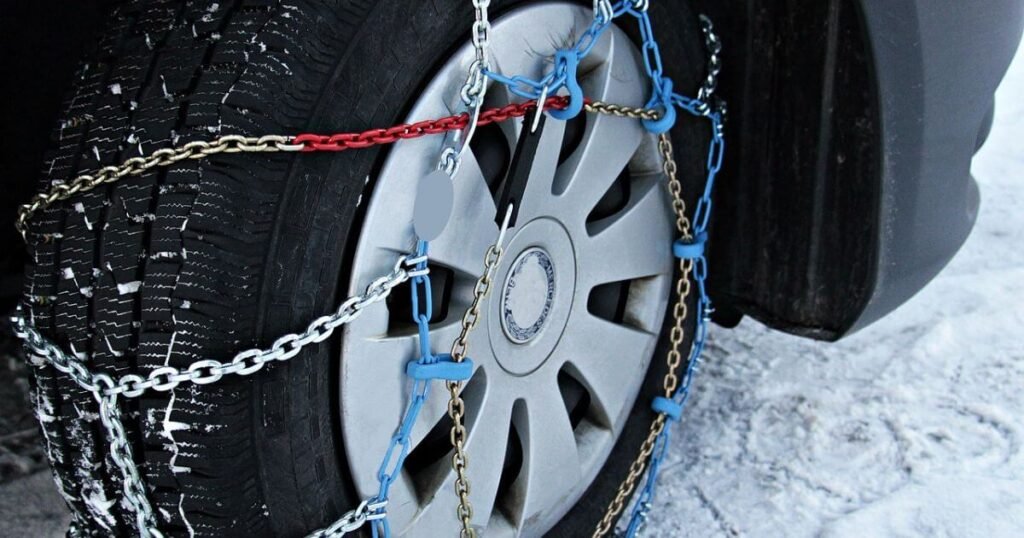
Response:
[641,46,1024,538]
[2,37,1022,538]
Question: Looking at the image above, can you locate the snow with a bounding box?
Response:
[81,483,116,531]
[641,45,1024,538]
[116,280,142,295]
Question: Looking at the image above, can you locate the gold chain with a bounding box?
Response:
[592,134,694,537]
[584,101,661,121]
[445,240,505,538]
[14,103,658,243]
[14,134,301,240]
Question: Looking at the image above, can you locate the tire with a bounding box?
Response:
[22,1,707,536]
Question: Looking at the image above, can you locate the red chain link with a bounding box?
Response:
[294,96,581,152]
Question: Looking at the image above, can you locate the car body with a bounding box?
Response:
[696,0,1023,339]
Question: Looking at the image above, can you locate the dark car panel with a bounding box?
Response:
[695,0,1022,340]
[852,0,1022,333]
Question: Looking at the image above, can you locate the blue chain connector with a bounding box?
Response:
[548,50,584,120]
[650,396,683,421]
[406,354,474,381]
[672,231,707,260]
[642,77,677,134]
[372,240,438,537]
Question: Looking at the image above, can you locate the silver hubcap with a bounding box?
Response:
[340,4,674,536]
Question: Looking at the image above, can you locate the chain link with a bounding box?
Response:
[14,96,657,244]
[591,10,726,536]
[14,257,410,399]
[446,247,499,537]
[14,135,301,240]
[591,134,694,538]
[95,391,164,538]
[459,0,492,107]
[696,15,722,104]
[584,100,660,121]
[306,499,388,538]
[441,205,511,537]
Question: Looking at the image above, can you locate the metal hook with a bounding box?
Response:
[531,84,550,133]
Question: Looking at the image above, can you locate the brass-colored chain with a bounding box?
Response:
[14,134,301,240]
[584,100,661,121]
[445,240,505,538]
[14,102,658,244]
[592,133,694,537]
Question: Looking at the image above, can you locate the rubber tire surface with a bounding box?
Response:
[22,1,707,536]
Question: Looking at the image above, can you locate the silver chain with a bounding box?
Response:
[443,0,493,176]
[594,0,614,24]
[95,393,164,537]
[696,14,722,104]
[11,255,417,537]
[461,0,492,106]
[306,499,389,538]
[14,256,414,399]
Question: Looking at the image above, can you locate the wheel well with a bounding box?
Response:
[690,0,882,340]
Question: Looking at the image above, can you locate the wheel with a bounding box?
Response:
[22,1,707,536]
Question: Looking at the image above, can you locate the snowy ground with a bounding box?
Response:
[641,45,1024,537]
[2,42,1022,538]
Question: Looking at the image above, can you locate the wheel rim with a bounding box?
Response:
[340,4,674,536]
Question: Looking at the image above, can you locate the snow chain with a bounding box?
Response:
[11,2,725,537]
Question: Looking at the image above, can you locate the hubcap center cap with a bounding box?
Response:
[501,248,556,343]
[488,218,576,377]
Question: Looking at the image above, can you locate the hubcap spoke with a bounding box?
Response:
[579,176,674,286]
[553,113,644,222]
[514,119,568,224]
[552,26,646,220]
[559,313,657,429]
[405,375,512,533]
[515,377,582,530]
[465,386,514,529]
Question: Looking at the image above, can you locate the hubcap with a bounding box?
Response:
[340,4,674,536]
